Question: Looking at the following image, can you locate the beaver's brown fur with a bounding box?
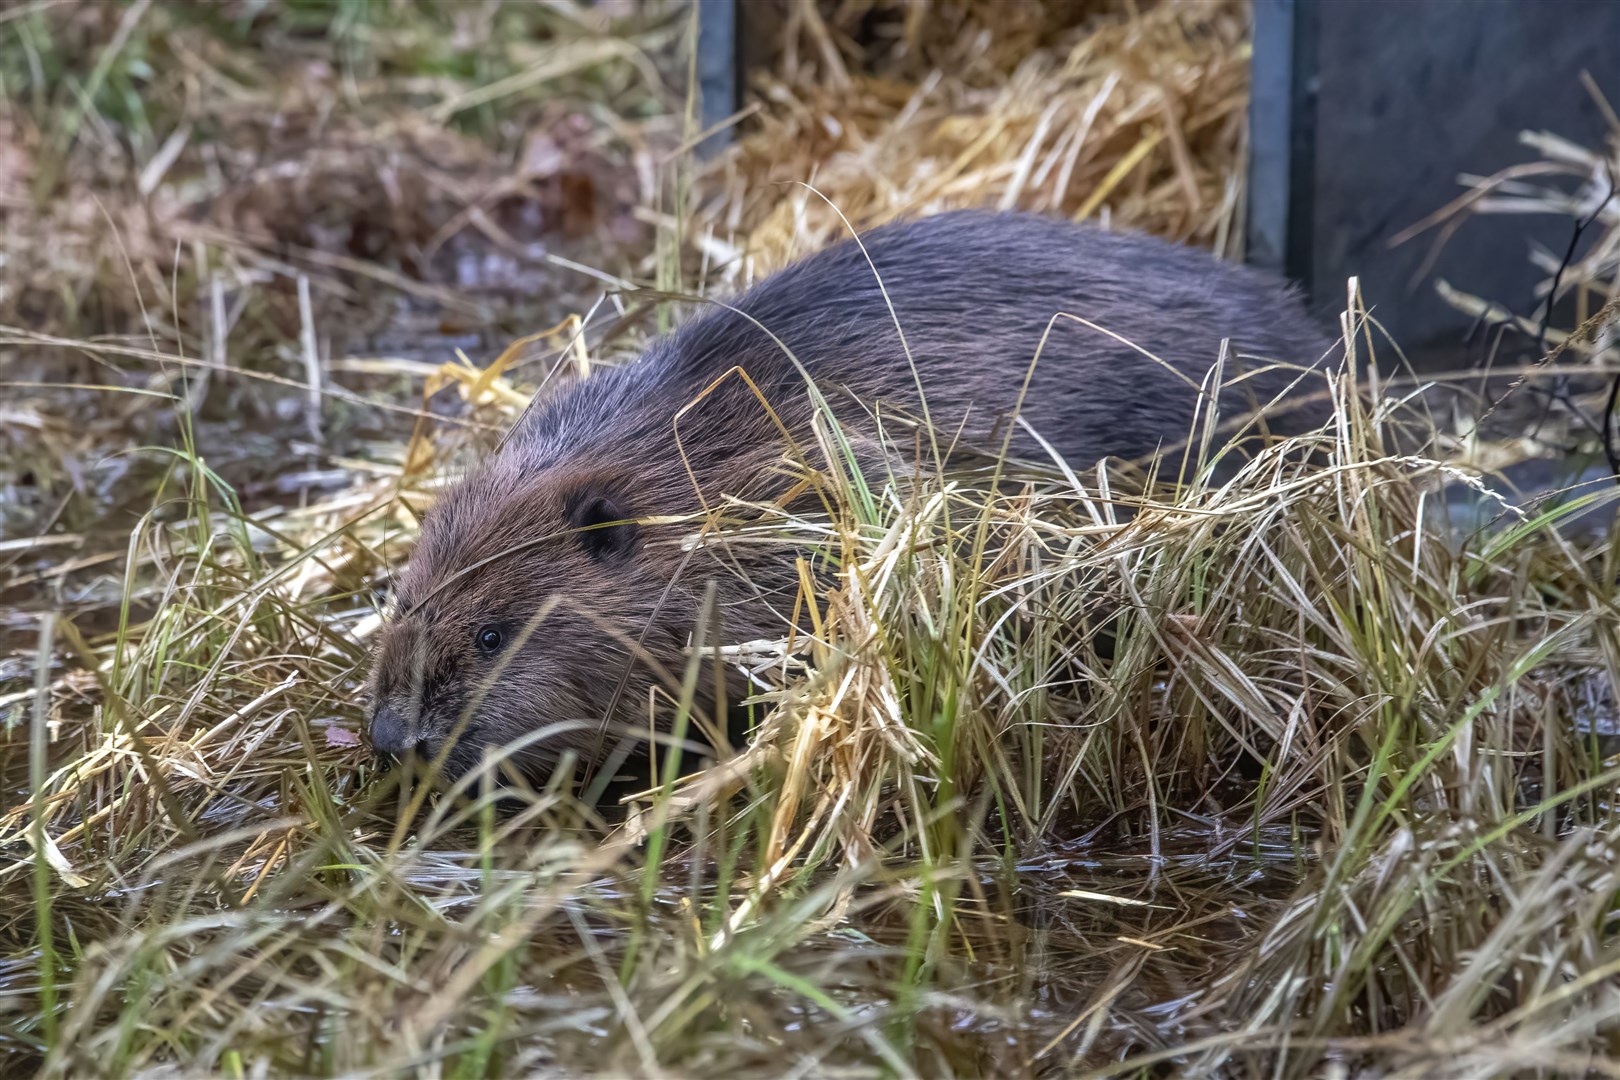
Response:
[365,210,1336,782]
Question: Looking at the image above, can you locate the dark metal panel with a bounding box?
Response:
[1248,0,1620,354]
[1246,0,1319,285]
[695,0,739,158]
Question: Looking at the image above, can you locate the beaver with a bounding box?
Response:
[365,210,1336,785]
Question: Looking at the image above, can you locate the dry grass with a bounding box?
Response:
[695,0,1252,279]
[4,2,1620,1077]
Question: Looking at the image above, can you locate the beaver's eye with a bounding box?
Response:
[476,625,505,654]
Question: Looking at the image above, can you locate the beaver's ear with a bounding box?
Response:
[564,485,638,562]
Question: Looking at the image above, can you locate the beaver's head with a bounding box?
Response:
[363,450,711,784]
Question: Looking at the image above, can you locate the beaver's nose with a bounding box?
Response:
[369,705,420,758]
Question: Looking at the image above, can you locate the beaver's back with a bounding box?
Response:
[512,210,1336,489]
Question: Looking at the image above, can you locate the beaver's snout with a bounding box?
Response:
[369,703,420,758]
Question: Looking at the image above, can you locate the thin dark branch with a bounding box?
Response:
[1603,370,1620,478]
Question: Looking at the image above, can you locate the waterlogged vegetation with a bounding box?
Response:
[3,2,1620,1076]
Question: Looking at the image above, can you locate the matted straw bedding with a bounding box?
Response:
[696,0,1251,279]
